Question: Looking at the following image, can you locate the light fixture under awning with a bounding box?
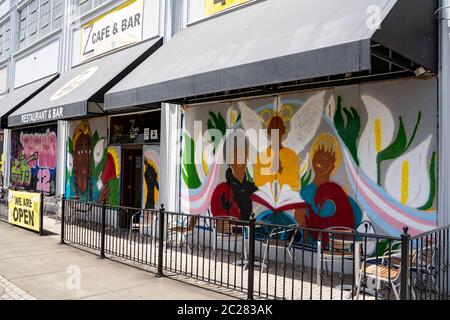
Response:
[105,0,437,109]
[8,36,163,127]
[0,74,59,128]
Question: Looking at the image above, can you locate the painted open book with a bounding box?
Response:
[251,181,308,213]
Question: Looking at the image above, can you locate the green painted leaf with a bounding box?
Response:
[376,117,407,185]
[334,96,360,165]
[246,168,253,183]
[301,169,312,189]
[418,151,437,211]
[406,112,422,150]
[67,137,73,155]
[182,133,201,189]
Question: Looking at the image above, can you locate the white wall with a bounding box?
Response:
[0,66,7,93]
[143,0,161,39]
[0,0,10,19]
[187,0,203,24]
[14,40,60,88]
[71,29,81,67]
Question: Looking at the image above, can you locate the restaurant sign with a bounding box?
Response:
[20,107,64,124]
[204,0,251,17]
[8,190,43,233]
[81,0,144,62]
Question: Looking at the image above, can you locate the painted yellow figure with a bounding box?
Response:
[254,116,300,190]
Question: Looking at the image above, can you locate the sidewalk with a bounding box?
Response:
[0,221,234,300]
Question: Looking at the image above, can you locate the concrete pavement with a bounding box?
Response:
[0,221,234,300]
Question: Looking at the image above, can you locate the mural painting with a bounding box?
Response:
[66,119,121,205]
[10,126,57,195]
[143,145,160,209]
[180,78,438,239]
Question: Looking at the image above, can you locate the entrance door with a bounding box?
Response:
[120,148,143,228]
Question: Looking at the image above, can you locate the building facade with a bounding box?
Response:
[0,0,448,238]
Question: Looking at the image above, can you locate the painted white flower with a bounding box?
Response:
[93,138,105,166]
[358,95,395,182]
[67,153,73,177]
[385,136,433,207]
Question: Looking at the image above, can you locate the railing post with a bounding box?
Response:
[157,204,165,277]
[60,195,65,245]
[39,191,44,236]
[247,217,256,300]
[400,226,410,300]
[100,200,106,259]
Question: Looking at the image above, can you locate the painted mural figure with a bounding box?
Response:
[144,162,159,209]
[254,116,300,190]
[66,120,120,205]
[299,134,362,244]
[73,123,93,200]
[211,142,258,221]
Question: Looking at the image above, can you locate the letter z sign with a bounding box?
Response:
[204,0,250,16]
[81,0,144,62]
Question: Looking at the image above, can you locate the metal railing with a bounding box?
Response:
[409,225,450,300]
[60,197,450,301]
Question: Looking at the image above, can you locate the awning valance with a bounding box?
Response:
[8,37,162,127]
[105,0,437,109]
[0,74,58,128]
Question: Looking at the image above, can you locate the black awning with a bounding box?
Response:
[0,74,59,128]
[105,0,437,109]
[8,37,162,127]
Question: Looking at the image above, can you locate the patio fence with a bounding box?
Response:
[56,197,450,300]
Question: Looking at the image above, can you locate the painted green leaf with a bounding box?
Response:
[182,133,201,189]
[418,151,437,211]
[376,112,422,186]
[207,111,226,136]
[67,137,73,155]
[107,178,120,206]
[236,113,241,125]
[301,169,312,189]
[246,167,254,183]
[207,111,227,154]
[406,111,422,150]
[92,130,100,147]
[334,96,361,165]
[376,117,407,185]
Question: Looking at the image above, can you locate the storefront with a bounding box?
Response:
[0,75,59,191]
[7,37,162,199]
[104,0,439,237]
[64,109,162,227]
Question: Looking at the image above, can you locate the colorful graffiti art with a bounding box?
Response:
[181,78,438,238]
[10,126,57,195]
[143,145,160,209]
[66,119,120,205]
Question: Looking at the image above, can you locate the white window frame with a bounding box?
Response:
[17,0,65,50]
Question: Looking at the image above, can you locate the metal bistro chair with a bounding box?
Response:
[71,198,95,227]
[211,215,242,254]
[356,241,405,300]
[318,227,355,277]
[410,237,439,297]
[167,215,199,253]
[129,209,145,241]
[260,223,300,272]
[43,195,63,224]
